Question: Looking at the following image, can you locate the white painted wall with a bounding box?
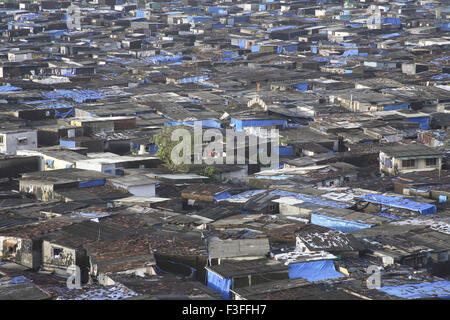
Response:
[128,184,156,197]
[0,130,37,155]
[76,160,116,174]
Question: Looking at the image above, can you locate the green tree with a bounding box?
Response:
[151,126,193,172]
[203,166,220,182]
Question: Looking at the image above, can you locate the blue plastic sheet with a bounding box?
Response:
[187,16,213,23]
[269,190,351,209]
[213,191,232,201]
[207,271,232,300]
[224,190,266,202]
[381,33,400,39]
[178,75,209,84]
[293,83,308,91]
[311,213,374,232]
[289,260,345,282]
[269,25,297,32]
[0,84,21,92]
[10,276,31,284]
[407,116,429,130]
[55,108,74,118]
[379,281,450,299]
[60,139,76,148]
[166,120,221,129]
[46,160,54,168]
[279,146,293,156]
[144,55,182,64]
[375,212,402,220]
[231,119,287,132]
[431,74,450,80]
[381,17,402,25]
[79,179,106,188]
[42,90,103,103]
[359,194,436,214]
[343,49,358,56]
[383,103,410,111]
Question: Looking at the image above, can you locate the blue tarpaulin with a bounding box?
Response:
[343,49,359,56]
[207,271,232,300]
[293,83,308,91]
[60,139,76,148]
[311,213,374,232]
[313,57,329,62]
[341,42,357,47]
[177,75,209,84]
[213,191,232,201]
[379,281,450,299]
[347,23,363,28]
[269,25,297,32]
[42,90,104,103]
[359,194,436,214]
[55,107,74,118]
[431,74,450,80]
[79,179,106,188]
[255,174,294,180]
[381,17,402,25]
[187,16,213,23]
[166,120,221,129]
[381,33,400,39]
[208,7,228,15]
[0,84,21,92]
[279,146,293,156]
[45,160,54,169]
[144,55,182,64]
[288,260,345,282]
[71,212,111,219]
[269,190,351,208]
[223,190,266,202]
[375,212,402,220]
[435,22,450,31]
[407,116,429,130]
[10,276,31,284]
[383,103,410,111]
[231,119,287,132]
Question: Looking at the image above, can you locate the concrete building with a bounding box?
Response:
[380,144,444,176]
[0,129,38,155]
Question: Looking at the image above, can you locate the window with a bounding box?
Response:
[52,248,63,259]
[402,159,416,168]
[17,137,28,145]
[426,158,437,167]
[3,241,17,254]
[0,135,3,145]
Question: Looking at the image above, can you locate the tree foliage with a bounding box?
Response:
[203,166,220,182]
[150,126,192,172]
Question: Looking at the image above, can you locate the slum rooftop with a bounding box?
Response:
[0,0,448,302]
